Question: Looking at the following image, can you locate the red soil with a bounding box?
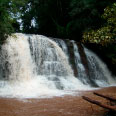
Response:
[0,87,116,116]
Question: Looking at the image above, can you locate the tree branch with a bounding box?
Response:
[82,96,116,112]
[94,92,116,102]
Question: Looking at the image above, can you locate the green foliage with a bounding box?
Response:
[83,3,116,65]
[0,0,115,43]
[68,0,115,40]
[0,0,13,44]
[21,0,71,38]
[21,0,115,40]
[83,3,116,45]
[0,0,27,44]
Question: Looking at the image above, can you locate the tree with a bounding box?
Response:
[82,3,116,65]
[0,0,27,44]
[20,0,115,41]
[0,0,14,44]
[82,3,116,45]
[21,0,71,38]
[69,0,115,40]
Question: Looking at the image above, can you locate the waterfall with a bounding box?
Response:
[84,48,116,86]
[0,33,115,98]
[53,39,116,87]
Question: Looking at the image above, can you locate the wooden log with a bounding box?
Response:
[94,92,116,102]
[82,96,116,112]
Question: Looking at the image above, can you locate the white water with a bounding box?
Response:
[71,41,87,84]
[0,33,92,98]
[55,39,116,87]
[84,48,116,86]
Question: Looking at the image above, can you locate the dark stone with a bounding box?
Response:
[77,42,89,76]
[66,40,78,77]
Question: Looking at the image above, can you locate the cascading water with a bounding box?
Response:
[0,33,115,98]
[84,48,116,86]
[28,35,73,77]
[0,33,88,98]
[53,39,116,87]
[71,41,88,84]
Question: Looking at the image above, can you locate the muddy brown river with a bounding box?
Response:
[0,87,116,116]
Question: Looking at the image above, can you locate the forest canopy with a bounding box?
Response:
[0,0,115,42]
[0,0,27,44]
[82,2,116,66]
[83,3,116,46]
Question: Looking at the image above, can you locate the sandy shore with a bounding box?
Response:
[0,86,116,116]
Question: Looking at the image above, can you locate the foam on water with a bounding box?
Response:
[0,76,92,98]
